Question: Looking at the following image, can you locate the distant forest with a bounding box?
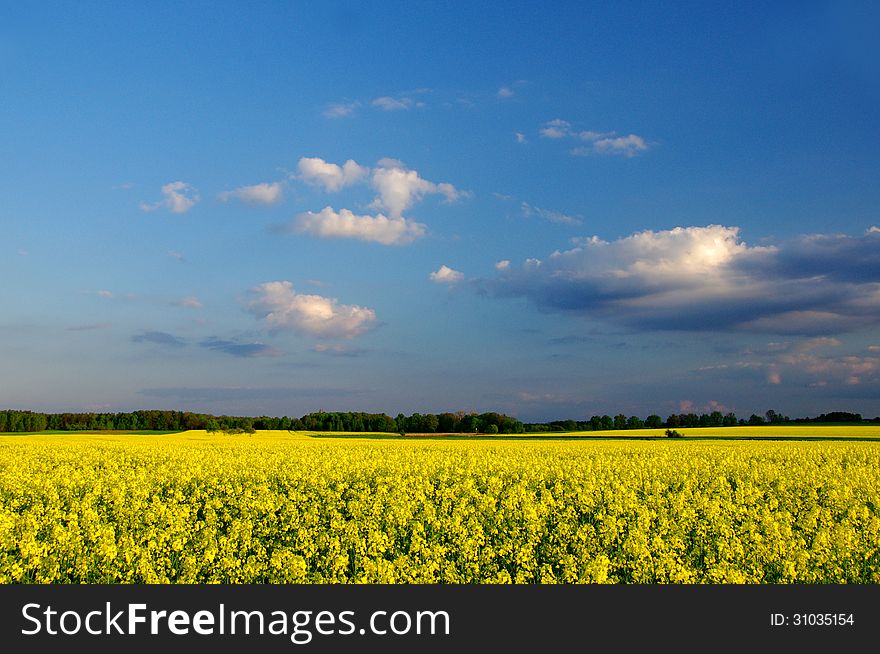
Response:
[0,408,877,434]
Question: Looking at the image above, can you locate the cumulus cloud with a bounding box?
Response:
[96,290,113,299]
[539,119,573,139]
[372,96,414,111]
[720,338,880,387]
[495,260,511,271]
[289,157,466,237]
[248,281,377,339]
[521,202,582,225]
[140,181,199,213]
[292,207,426,245]
[490,225,880,335]
[497,86,514,99]
[429,265,464,284]
[574,134,649,158]
[296,157,369,192]
[370,161,465,217]
[515,132,527,144]
[323,102,359,118]
[293,156,465,215]
[539,119,650,157]
[218,182,283,205]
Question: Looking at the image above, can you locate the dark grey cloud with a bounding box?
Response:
[199,337,283,358]
[139,386,367,402]
[547,335,593,345]
[131,331,187,347]
[489,226,880,336]
[67,322,112,332]
[743,232,880,284]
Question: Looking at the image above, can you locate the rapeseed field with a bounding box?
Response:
[1,432,877,583]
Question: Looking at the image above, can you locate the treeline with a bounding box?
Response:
[0,409,524,434]
[524,409,878,432]
[293,410,524,434]
[1,408,876,435]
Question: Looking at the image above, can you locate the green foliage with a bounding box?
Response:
[1,408,876,437]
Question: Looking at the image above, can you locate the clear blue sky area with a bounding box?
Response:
[2,1,879,420]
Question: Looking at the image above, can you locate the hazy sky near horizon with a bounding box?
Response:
[2,1,880,421]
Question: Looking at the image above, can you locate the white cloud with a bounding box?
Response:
[429,265,464,284]
[323,102,359,118]
[370,162,465,217]
[540,120,650,157]
[586,134,649,158]
[219,182,283,205]
[296,157,369,192]
[539,119,572,139]
[294,207,426,245]
[140,181,199,214]
[163,182,198,213]
[249,281,376,339]
[167,250,185,262]
[869,226,880,233]
[498,86,514,99]
[515,132,527,144]
[174,296,203,309]
[97,290,113,299]
[495,260,511,271]
[521,202,581,225]
[372,96,414,111]
[291,156,466,229]
[734,338,880,387]
[491,225,880,335]
[577,130,611,141]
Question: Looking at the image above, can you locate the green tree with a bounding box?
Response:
[626,415,644,429]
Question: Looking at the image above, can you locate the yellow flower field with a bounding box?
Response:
[1,431,878,583]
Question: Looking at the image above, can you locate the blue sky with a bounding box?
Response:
[2,1,880,421]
